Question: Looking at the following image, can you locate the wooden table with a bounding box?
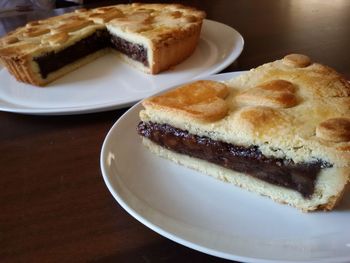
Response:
[1,1,349,262]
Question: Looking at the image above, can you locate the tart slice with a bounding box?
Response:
[137,54,350,212]
[0,4,205,86]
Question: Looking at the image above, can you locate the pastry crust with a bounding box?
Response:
[143,80,230,121]
[0,4,205,86]
[142,137,348,212]
[139,54,350,211]
[141,54,350,167]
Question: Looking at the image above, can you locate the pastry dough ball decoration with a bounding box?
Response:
[283,54,312,68]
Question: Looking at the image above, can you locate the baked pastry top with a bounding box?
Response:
[0,3,205,85]
[142,54,350,167]
[138,54,350,211]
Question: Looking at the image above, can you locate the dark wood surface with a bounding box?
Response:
[1,1,349,262]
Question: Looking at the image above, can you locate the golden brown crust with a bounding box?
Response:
[236,79,298,108]
[143,80,229,122]
[282,53,312,68]
[316,118,350,142]
[140,54,350,167]
[50,20,94,34]
[88,9,124,23]
[235,106,291,136]
[0,3,205,86]
[41,32,69,46]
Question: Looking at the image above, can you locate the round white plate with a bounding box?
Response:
[0,20,244,115]
[100,72,350,263]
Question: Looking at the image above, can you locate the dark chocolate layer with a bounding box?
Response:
[137,121,331,198]
[34,29,111,79]
[110,35,148,66]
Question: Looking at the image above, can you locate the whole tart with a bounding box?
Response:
[137,54,350,212]
[0,3,205,86]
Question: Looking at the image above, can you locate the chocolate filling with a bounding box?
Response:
[34,30,149,79]
[110,35,148,66]
[137,122,331,198]
[34,29,111,79]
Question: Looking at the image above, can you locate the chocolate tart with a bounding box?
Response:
[138,54,350,212]
[0,4,205,86]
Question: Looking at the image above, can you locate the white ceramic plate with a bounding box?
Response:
[100,72,350,263]
[0,20,243,115]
